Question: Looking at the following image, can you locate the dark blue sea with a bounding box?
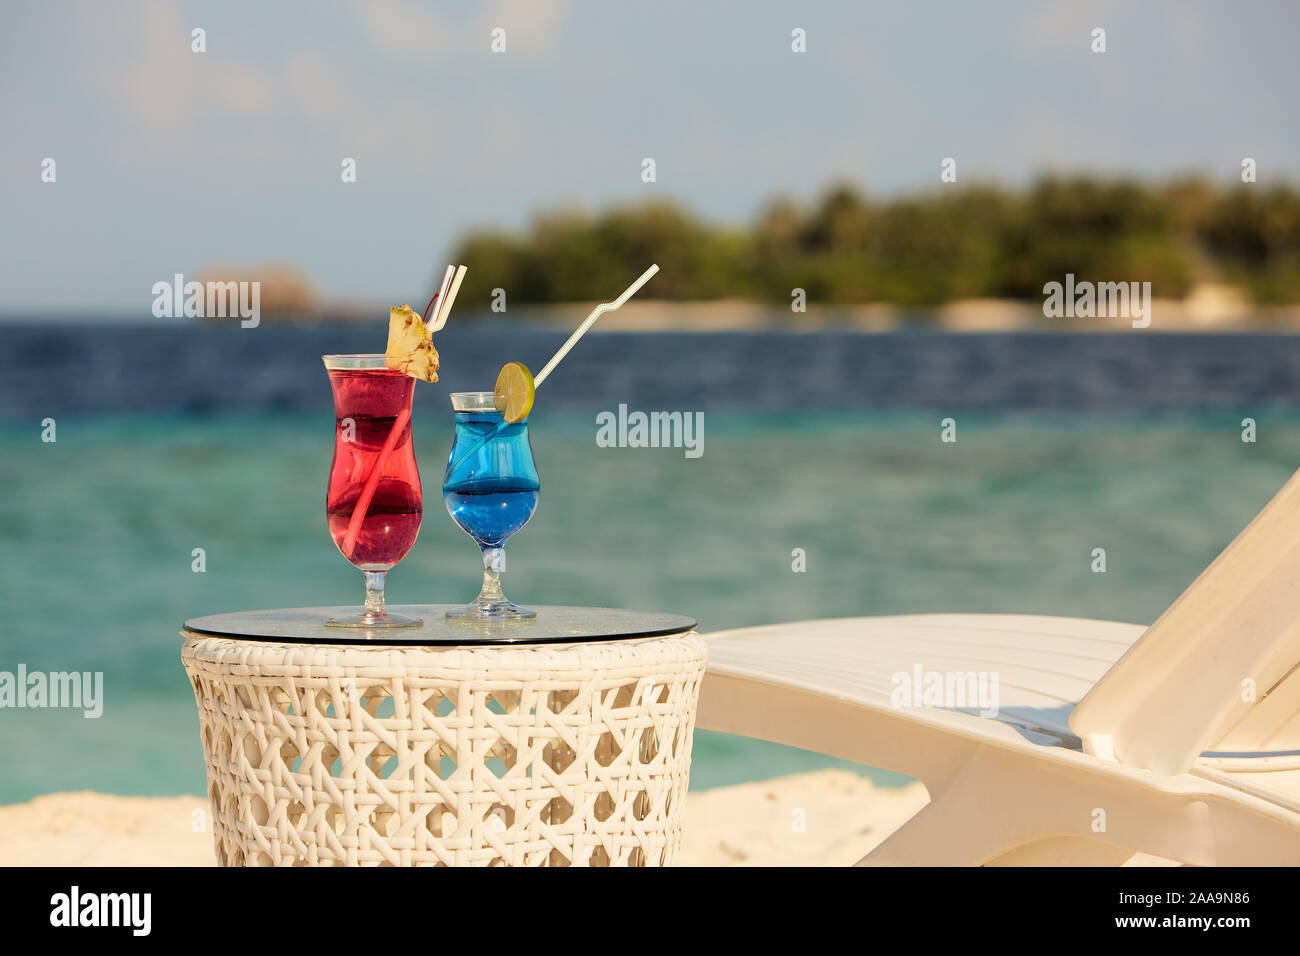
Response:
[4,321,1300,420]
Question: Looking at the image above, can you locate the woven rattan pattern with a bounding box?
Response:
[182,632,707,866]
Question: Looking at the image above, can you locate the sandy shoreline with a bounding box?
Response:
[0,771,927,867]
[298,285,1300,333]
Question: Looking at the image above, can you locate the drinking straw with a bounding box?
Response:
[426,265,456,331]
[533,264,659,388]
[341,406,410,559]
[431,265,467,331]
[447,264,659,475]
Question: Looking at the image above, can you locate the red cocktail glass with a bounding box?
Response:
[322,354,423,627]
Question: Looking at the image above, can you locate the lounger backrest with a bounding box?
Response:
[1070,468,1300,775]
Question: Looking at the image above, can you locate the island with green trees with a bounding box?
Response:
[447,177,1300,328]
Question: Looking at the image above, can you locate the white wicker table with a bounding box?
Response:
[181,606,706,867]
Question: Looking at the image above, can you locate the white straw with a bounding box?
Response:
[432,264,467,331]
[427,265,455,332]
[533,264,659,388]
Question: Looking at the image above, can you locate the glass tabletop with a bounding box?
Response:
[182,605,698,646]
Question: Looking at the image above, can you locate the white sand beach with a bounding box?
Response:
[0,771,927,867]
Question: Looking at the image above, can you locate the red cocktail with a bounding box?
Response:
[323,354,423,627]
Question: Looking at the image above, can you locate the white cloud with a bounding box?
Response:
[210,63,274,116]
[283,49,445,171]
[100,2,196,138]
[1013,0,1125,57]
[358,0,448,57]
[491,0,567,53]
[96,1,273,137]
[358,0,567,58]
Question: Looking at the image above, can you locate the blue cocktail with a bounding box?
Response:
[443,391,540,620]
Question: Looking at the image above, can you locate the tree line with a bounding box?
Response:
[449,177,1300,308]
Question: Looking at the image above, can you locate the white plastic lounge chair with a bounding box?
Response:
[698,470,1300,865]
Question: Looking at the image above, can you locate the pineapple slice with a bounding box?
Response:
[385,304,439,382]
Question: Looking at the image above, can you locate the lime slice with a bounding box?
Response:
[494,361,535,423]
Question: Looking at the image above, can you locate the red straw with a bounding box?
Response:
[421,293,440,325]
[342,406,410,559]
[339,282,444,558]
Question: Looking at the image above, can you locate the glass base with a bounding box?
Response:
[324,610,423,628]
[445,600,536,622]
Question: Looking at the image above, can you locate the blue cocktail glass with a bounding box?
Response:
[443,391,540,621]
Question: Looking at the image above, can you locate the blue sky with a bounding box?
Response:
[2,0,1298,311]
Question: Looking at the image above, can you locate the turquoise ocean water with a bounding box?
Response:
[2,404,1297,802]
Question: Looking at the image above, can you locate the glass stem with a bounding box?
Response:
[477,547,506,606]
[363,570,387,616]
